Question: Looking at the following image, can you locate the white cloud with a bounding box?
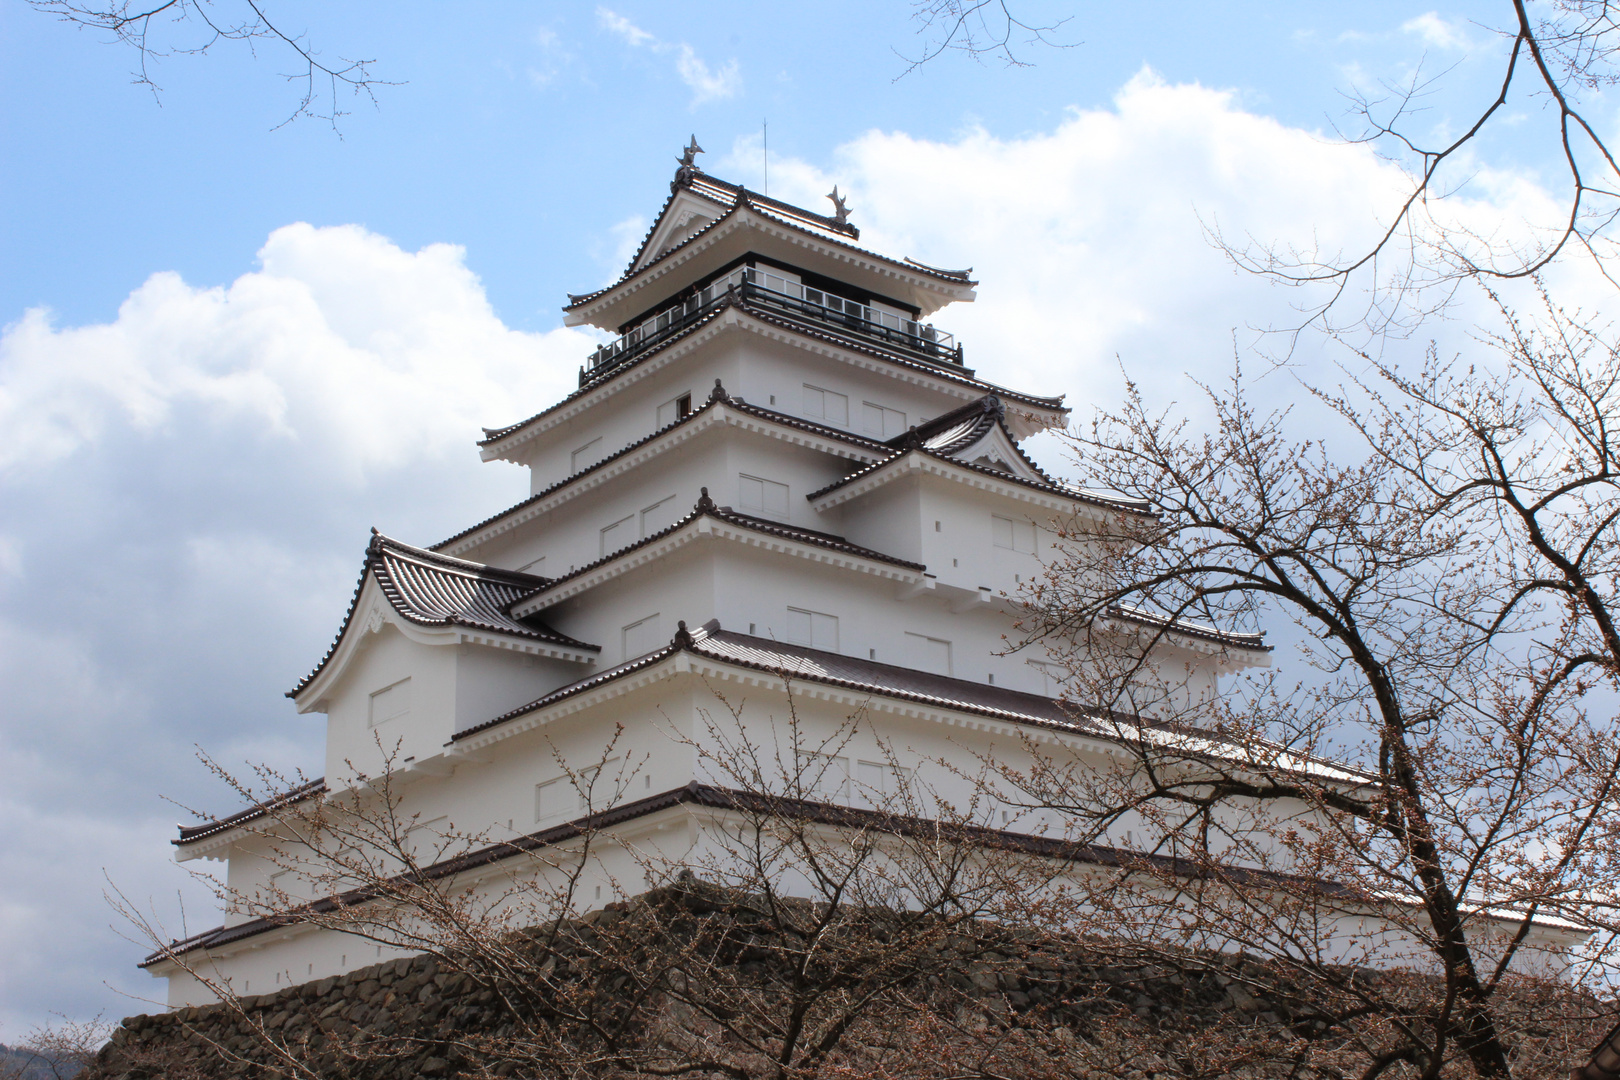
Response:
[0,225,597,1032]
[0,224,591,481]
[527,26,576,88]
[674,45,741,106]
[595,7,740,107]
[728,69,1569,434]
[1402,12,1470,50]
[596,7,654,48]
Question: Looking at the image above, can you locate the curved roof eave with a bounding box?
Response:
[477,297,1066,462]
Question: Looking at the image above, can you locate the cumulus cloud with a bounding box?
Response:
[0,224,589,480]
[596,7,740,106]
[727,69,1565,432]
[0,225,595,1033]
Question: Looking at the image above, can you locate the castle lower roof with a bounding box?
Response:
[287,533,598,700]
[439,387,891,555]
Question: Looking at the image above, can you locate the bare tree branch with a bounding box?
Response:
[26,0,394,132]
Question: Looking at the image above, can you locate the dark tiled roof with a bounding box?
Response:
[480,304,729,445]
[691,628,1085,730]
[287,534,598,700]
[175,779,328,845]
[456,622,1083,745]
[1106,605,1270,651]
[685,174,863,244]
[441,390,890,554]
[511,495,926,613]
[893,393,1008,455]
[805,442,1149,515]
[145,779,1363,967]
[618,173,862,280]
[481,292,1063,457]
[887,393,1063,487]
[569,170,975,314]
[452,642,685,741]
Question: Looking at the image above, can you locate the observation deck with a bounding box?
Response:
[579,266,965,388]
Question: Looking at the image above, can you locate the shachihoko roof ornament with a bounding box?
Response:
[674,135,704,191]
[826,185,851,226]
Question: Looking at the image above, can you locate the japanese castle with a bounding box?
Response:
[146,143,1324,1006]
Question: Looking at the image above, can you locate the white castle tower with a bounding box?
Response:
[145,143,1278,1006]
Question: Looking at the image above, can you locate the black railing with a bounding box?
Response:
[579,268,965,386]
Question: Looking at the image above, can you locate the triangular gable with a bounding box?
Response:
[938,421,1047,483]
[628,185,735,275]
[288,533,599,710]
[888,394,1050,484]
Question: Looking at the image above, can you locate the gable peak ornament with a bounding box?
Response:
[826,185,851,226]
[674,135,704,190]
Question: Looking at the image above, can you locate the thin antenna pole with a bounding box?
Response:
[763,119,768,196]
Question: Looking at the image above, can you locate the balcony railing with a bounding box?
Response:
[581,267,963,385]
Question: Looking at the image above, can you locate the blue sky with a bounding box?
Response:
[0,0,1599,1036]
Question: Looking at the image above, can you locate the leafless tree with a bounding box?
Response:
[0,1016,114,1080]
[983,293,1620,1078]
[896,0,1077,77]
[25,0,389,131]
[106,684,1108,1079]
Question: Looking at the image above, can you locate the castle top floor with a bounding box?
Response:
[560,141,977,348]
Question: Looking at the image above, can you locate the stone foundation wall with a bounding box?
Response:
[88,945,1319,1079]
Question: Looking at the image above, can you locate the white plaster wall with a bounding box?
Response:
[521,345,742,493]
[452,645,580,736]
[543,547,719,667]
[174,668,1574,1006]
[324,625,459,784]
[511,320,989,495]
[471,424,860,581]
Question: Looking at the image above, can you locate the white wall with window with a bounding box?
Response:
[802,383,849,426]
[600,514,636,556]
[570,437,604,474]
[862,402,907,439]
[855,760,913,808]
[640,494,682,536]
[622,613,663,659]
[992,513,1038,554]
[656,392,693,429]
[906,632,952,676]
[739,474,789,520]
[368,678,411,727]
[786,607,839,651]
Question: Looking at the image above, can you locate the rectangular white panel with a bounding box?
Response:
[802,384,849,426]
[368,679,411,727]
[570,437,604,473]
[905,632,952,676]
[786,607,839,651]
[739,474,790,520]
[862,402,907,438]
[622,613,663,658]
[640,494,681,536]
[600,515,637,556]
[992,514,1037,553]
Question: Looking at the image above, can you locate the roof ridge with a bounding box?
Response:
[288,532,598,700]
[512,492,926,611]
[565,182,979,315]
[440,393,890,553]
[175,778,328,844]
[372,530,552,588]
[804,445,1152,514]
[479,298,1065,459]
